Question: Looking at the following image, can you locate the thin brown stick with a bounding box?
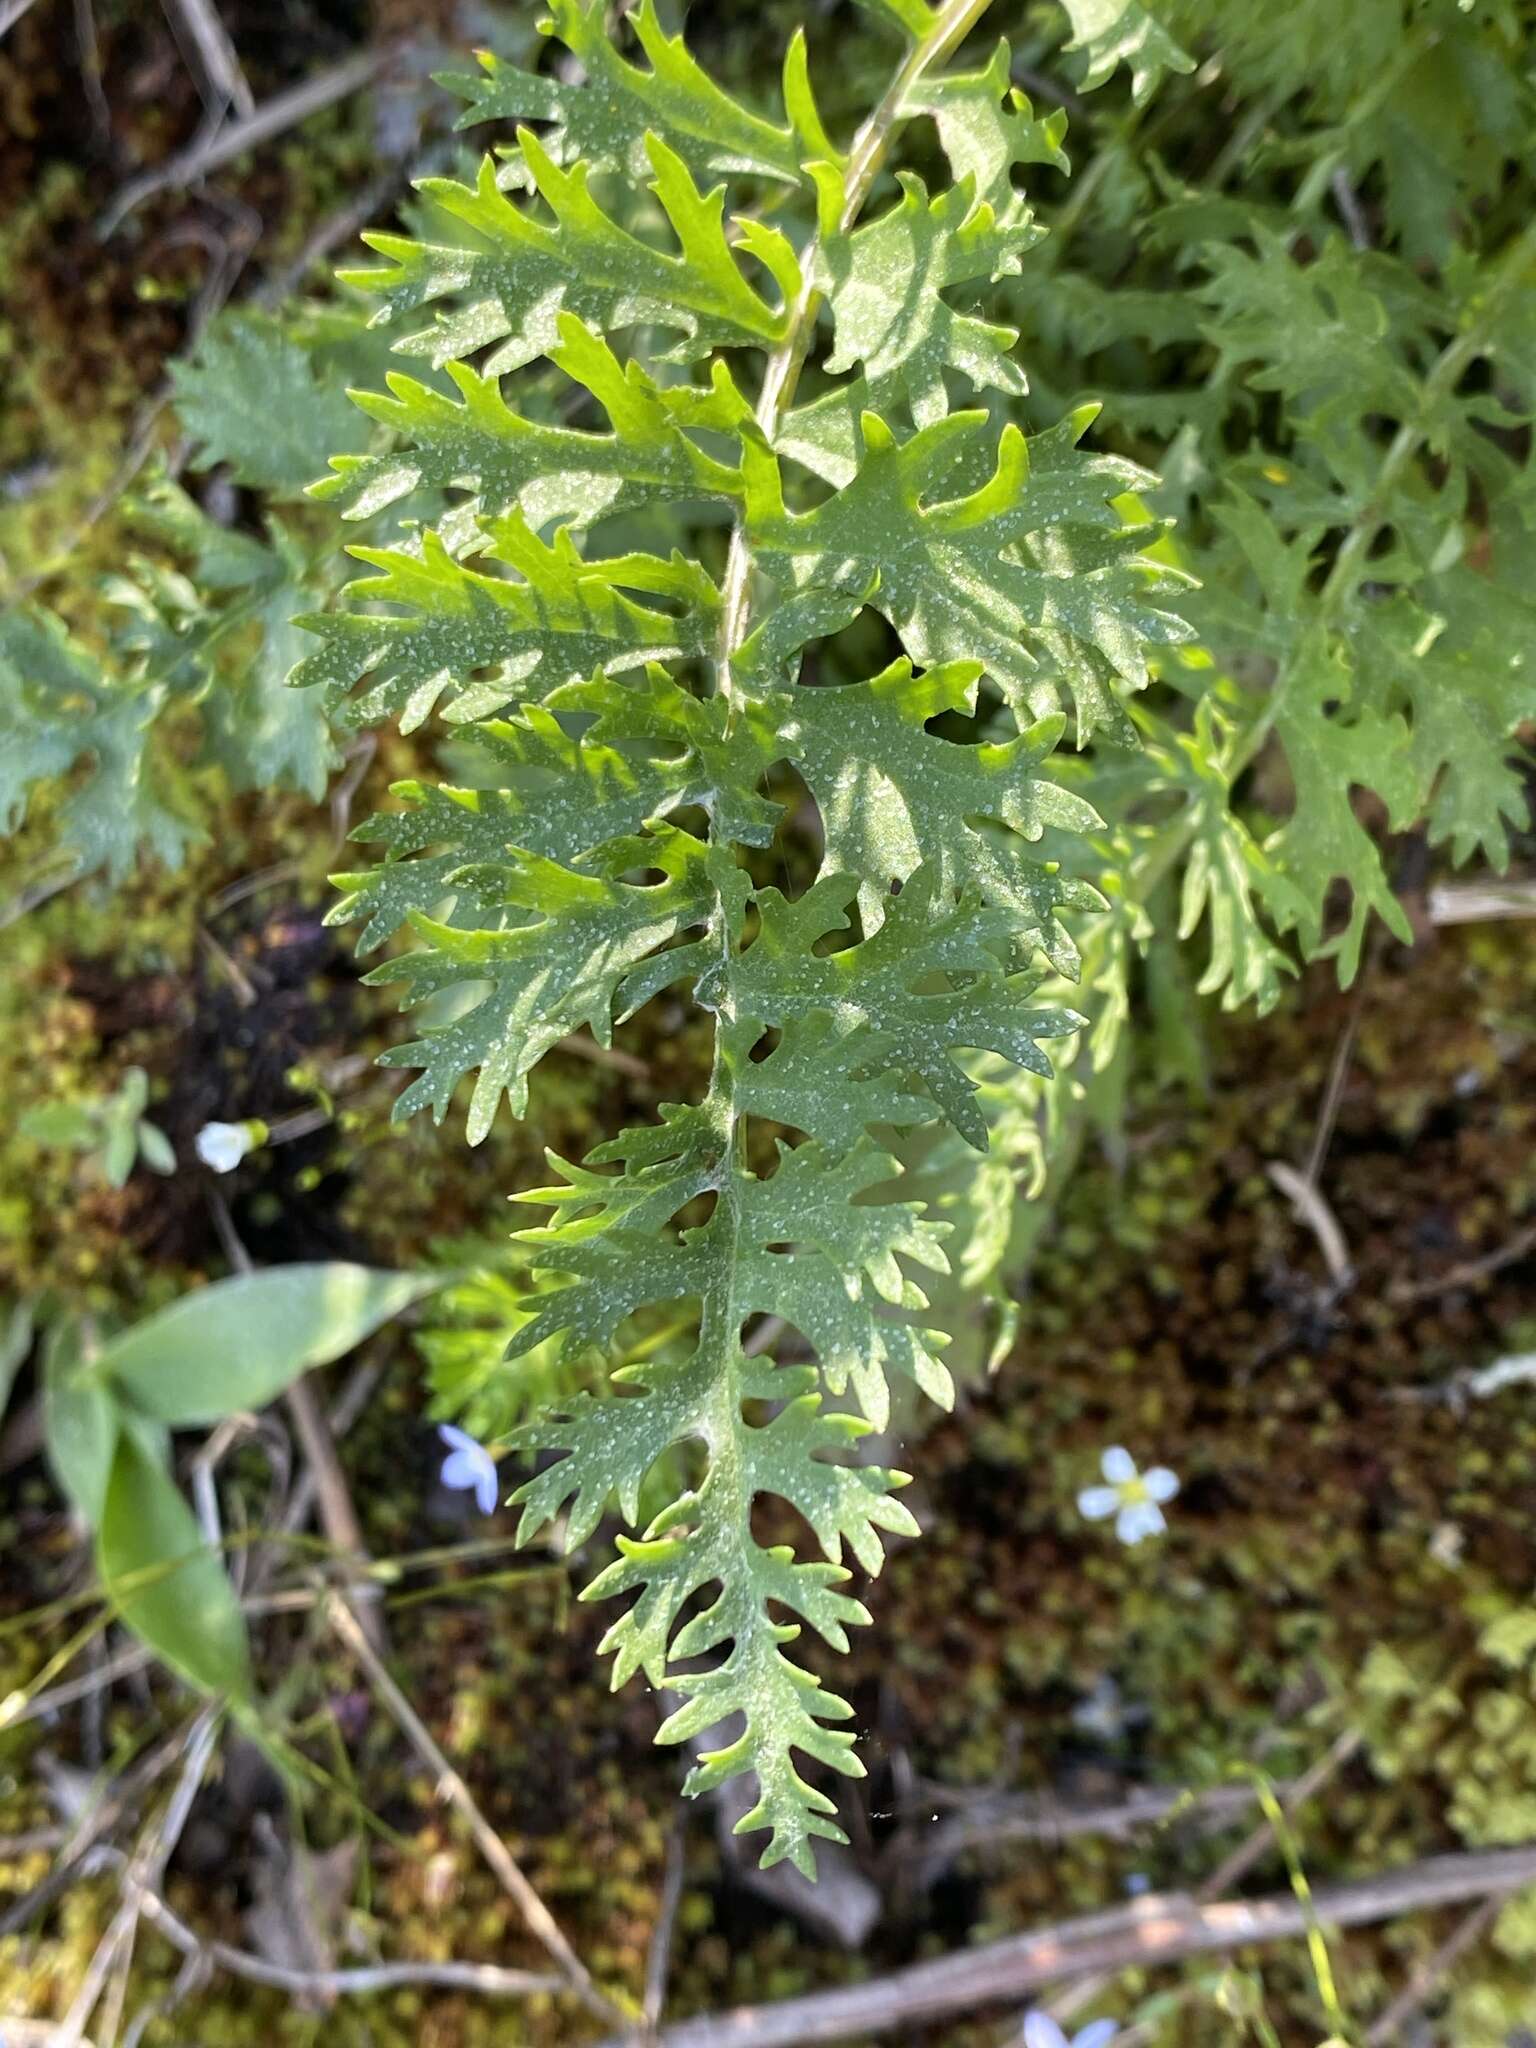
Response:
[274,1360,383,1540]
[1202,1730,1364,1903]
[1390,1217,1536,1305]
[160,0,255,118]
[99,48,389,233]
[54,1708,220,2047]
[909,1779,1280,1871]
[555,1032,652,1081]
[1427,878,1536,925]
[2,1728,191,1943]
[1304,989,1365,1190]
[5,1645,157,1731]
[0,2025,100,2047]
[643,1818,689,2031]
[0,1826,68,1856]
[1364,1893,1501,2044]
[604,1845,1536,2048]
[196,925,259,1007]
[1044,1727,1363,2030]
[0,0,40,39]
[325,1592,624,2028]
[137,1885,565,2000]
[70,0,112,144]
[1266,1161,1353,1290]
[283,1374,387,1653]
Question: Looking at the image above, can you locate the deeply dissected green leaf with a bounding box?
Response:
[775,656,1102,960]
[170,315,368,495]
[293,520,721,732]
[314,0,1197,1874]
[313,314,749,527]
[726,869,1082,1149]
[752,406,1193,742]
[1264,636,1415,984]
[0,608,204,881]
[901,38,1071,217]
[1058,0,1194,104]
[346,131,799,374]
[331,694,726,951]
[0,465,343,881]
[441,0,827,190]
[815,173,1037,425]
[367,828,736,1142]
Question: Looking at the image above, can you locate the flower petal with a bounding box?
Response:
[195,1122,248,1174]
[1116,1502,1165,1545]
[473,1464,499,1515]
[1077,1486,1120,1521]
[438,1424,476,1454]
[1101,1445,1136,1485]
[440,1449,478,1491]
[1023,2014,1070,2048]
[1143,1466,1179,1503]
[1073,2021,1119,2048]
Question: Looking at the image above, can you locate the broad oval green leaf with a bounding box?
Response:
[100,1264,439,1426]
[43,1321,120,1526]
[98,1427,251,1699]
[0,1299,34,1427]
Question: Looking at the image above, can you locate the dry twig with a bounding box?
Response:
[1266,1161,1353,1290]
[99,48,389,234]
[160,0,254,119]
[642,1818,689,2031]
[599,1844,1536,2048]
[0,0,40,41]
[1427,877,1536,925]
[136,1885,565,2001]
[905,1779,1282,1876]
[1364,1893,1502,2044]
[1390,1217,1536,1305]
[1044,1726,1363,2032]
[326,1592,625,2029]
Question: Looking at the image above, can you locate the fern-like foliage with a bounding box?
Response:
[307,0,1188,1872]
[1018,0,1536,1002]
[1,470,338,881]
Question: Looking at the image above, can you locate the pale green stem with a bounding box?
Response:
[676,0,998,1838]
[715,0,997,702]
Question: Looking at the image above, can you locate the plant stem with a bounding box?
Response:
[716,0,996,701]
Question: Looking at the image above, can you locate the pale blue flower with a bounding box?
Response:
[1023,2011,1118,2048]
[437,1424,499,1515]
[1077,1446,1178,1546]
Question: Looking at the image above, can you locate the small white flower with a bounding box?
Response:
[195,1120,258,1173]
[1077,1446,1179,1546]
[1023,2011,1118,2048]
[437,1424,500,1515]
